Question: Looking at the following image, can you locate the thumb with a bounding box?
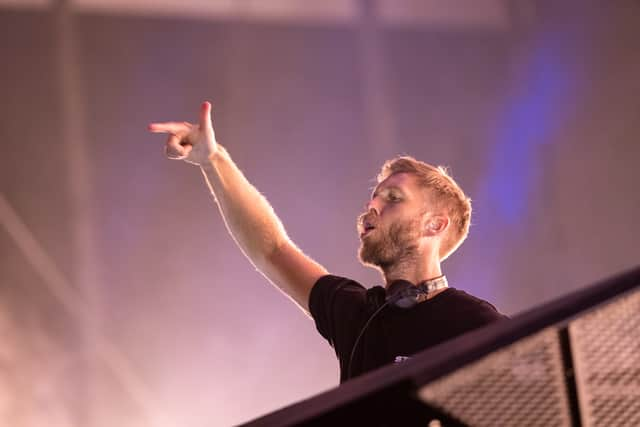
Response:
[199,101,214,133]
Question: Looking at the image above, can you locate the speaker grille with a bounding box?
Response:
[418,328,571,427]
[569,288,640,427]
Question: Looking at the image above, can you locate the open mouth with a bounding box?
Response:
[360,221,376,238]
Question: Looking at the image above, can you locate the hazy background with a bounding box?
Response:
[1,0,638,425]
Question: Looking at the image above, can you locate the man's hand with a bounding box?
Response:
[148,101,218,166]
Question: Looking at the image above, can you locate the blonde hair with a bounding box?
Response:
[377,156,472,261]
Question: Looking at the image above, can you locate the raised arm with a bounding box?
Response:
[149,102,327,314]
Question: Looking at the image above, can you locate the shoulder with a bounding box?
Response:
[440,288,509,322]
[308,275,369,343]
[309,275,367,312]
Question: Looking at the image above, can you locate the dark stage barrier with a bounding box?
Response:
[239,265,640,427]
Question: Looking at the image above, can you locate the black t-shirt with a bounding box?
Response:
[309,274,508,383]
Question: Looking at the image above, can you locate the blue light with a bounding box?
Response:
[485,39,575,224]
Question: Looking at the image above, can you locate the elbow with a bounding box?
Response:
[263,236,290,267]
[248,234,289,272]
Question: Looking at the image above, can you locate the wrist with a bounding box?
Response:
[200,145,226,171]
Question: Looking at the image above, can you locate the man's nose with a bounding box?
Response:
[365,200,380,215]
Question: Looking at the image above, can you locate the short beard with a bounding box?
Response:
[358,217,422,271]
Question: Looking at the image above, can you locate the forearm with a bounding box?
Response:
[200,145,289,268]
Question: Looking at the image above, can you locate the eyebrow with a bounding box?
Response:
[371,185,404,199]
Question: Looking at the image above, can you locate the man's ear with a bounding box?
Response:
[425,215,449,236]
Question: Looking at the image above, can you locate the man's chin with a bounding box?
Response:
[357,244,384,269]
[358,257,383,271]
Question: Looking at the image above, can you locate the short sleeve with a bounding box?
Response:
[309,275,367,347]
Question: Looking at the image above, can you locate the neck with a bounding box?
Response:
[382,249,442,288]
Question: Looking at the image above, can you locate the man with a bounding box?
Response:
[149,102,507,383]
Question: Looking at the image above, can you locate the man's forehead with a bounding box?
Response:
[372,172,417,195]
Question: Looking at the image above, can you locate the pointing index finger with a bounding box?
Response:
[148,121,192,134]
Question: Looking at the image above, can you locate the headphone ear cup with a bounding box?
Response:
[394,290,418,309]
[393,285,428,309]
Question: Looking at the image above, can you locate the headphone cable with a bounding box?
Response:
[346,297,397,380]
